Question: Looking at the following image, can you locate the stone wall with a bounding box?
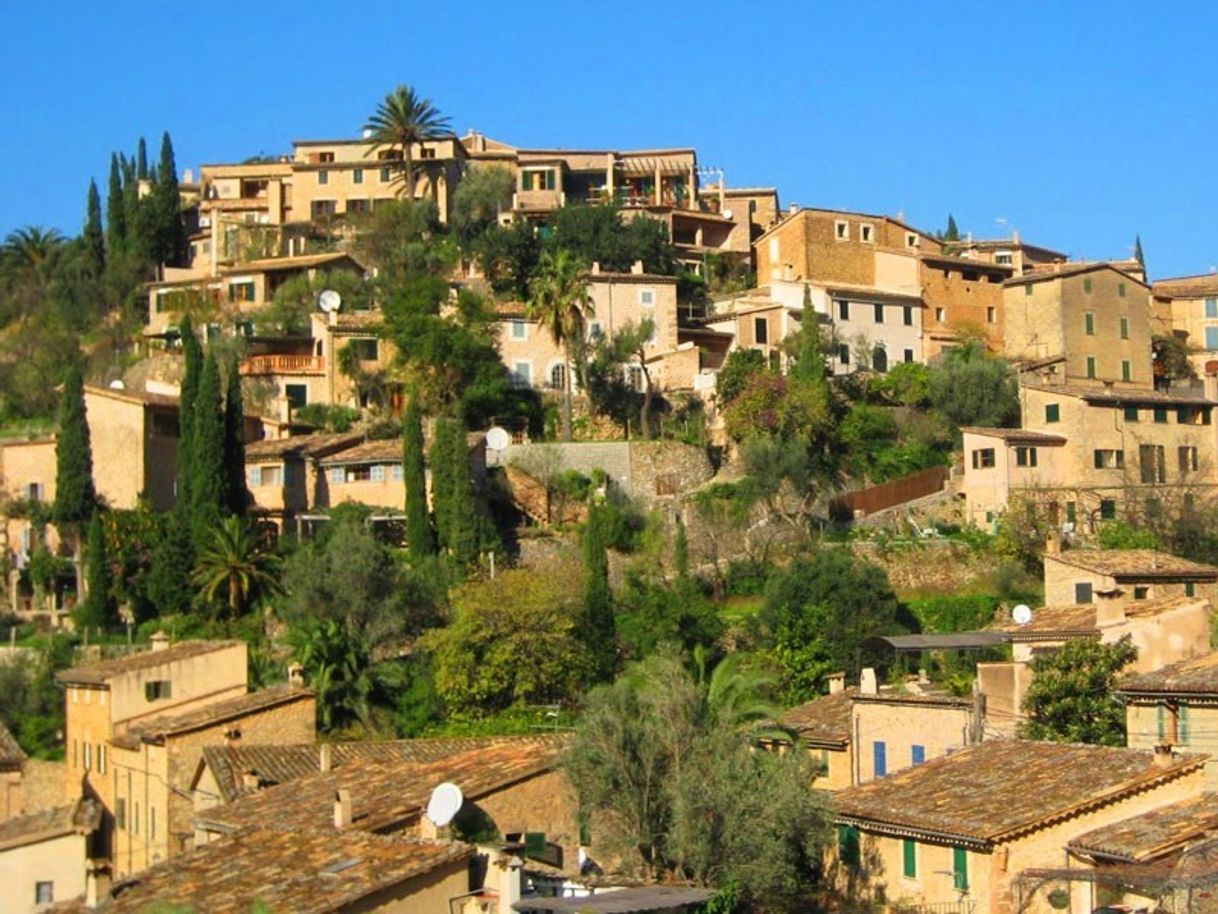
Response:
[502,441,713,505]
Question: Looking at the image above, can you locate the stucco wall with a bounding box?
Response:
[0,827,90,913]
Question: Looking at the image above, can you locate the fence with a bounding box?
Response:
[891,902,977,914]
[829,465,949,522]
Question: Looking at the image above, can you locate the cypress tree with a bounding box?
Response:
[53,365,96,528]
[222,356,248,516]
[136,137,148,181]
[155,132,188,267]
[581,505,615,680]
[144,511,194,618]
[944,214,960,242]
[674,515,689,580]
[77,510,116,632]
[403,395,434,558]
[123,153,147,263]
[1135,235,1146,271]
[430,417,479,566]
[83,180,105,276]
[176,316,203,512]
[790,286,828,384]
[190,353,226,548]
[105,154,126,255]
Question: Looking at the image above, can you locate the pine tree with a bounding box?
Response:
[190,353,226,549]
[1135,235,1146,271]
[53,365,96,528]
[222,356,248,516]
[176,316,203,513]
[77,510,116,632]
[403,395,434,558]
[581,505,616,681]
[944,214,960,242]
[83,180,105,276]
[136,137,148,181]
[105,154,126,255]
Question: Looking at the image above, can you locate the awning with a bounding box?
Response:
[867,633,1011,653]
[514,886,717,913]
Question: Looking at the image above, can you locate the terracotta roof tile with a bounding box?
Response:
[1119,651,1218,696]
[112,685,313,749]
[318,438,404,466]
[780,689,855,748]
[835,741,1207,846]
[57,640,242,686]
[995,603,1098,635]
[1023,383,1218,407]
[1069,793,1218,862]
[0,721,25,769]
[0,799,101,852]
[959,427,1068,444]
[1152,274,1218,299]
[220,252,362,273]
[244,432,364,461]
[1048,549,1218,579]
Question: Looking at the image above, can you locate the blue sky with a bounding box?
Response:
[3,1,1217,279]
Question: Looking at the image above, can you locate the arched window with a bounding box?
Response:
[872,345,888,373]
[550,363,566,391]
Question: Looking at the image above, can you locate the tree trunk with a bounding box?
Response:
[562,342,574,441]
[639,363,654,439]
[72,529,84,606]
[404,148,415,202]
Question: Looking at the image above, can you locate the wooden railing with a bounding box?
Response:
[239,354,325,376]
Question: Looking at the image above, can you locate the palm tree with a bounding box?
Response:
[191,516,282,618]
[2,226,66,273]
[528,248,594,440]
[288,618,375,732]
[698,650,791,742]
[363,85,452,202]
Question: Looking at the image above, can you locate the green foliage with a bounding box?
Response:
[289,617,376,732]
[1021,636,1138,746]
[581,506,616,680]
[363,84,452,199]
[223,357,248,516]
[476,219,542,300]
[429,416,489,566]
[258,270,371,336]
[189,353,226,548]
[582,318,657,435]
[451,166,514,251]
[177,315,203,511]
[615,569,723,662]
[867,360,932,408]
[103,505,165,623]
[724,372,831,444]
[761,549,912,701]
[529,248,593,439]
[402,396,434,559]
[993,496,1055,574]
[0,638,72,759]
[106,154,126,255]
[1153,334,1194,382]
[424,564,591,716]
[83,180,105,276]
[545,204,676,275]
[354,198,457,289]
[191,517,281,618]
[77,510,117,631]
[52,364,95,527]
[927,342,1019,430]
[905,594,1000,633]
[1097,520,1159,550]
[144,510,195,617]
[293,403,359,432]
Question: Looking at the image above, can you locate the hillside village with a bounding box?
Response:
[6,82,1218,914]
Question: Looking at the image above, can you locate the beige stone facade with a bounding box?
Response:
[0,800,100,913]
[1152,273,1218,375]
[919,253,1011,355]
[852,693,976,784]
[950,234,1067,276]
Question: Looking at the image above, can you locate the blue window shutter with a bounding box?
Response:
[371,465,385,482]
[911,745,925,765]
[1207,327,1218,350]
[873,741,887,777]
[249,467,261,487]
[329,467,344,484]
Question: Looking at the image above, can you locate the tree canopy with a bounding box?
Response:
[1021,635,1137,746]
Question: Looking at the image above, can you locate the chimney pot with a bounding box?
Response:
[591,262,601,275]
[827,672,846,695]
[288,663,305,687]
[631,259,644,275]
[85,864,111,909]
[320,743,332,773]
[1153,744,1175,769]
[860,668,878,696]
[150,631,170,652]
[241,770,260,791]
[334,789,353,829]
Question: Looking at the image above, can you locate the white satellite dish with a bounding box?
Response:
[425,782,463,827]
[485,426,511,451]
[108,379,126,390]
[318,289,343,313]
[1012,604,1033,626]
[723,208,733,220]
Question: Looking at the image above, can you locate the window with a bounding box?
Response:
[1118,282,1127,298]
[251,465,281,487]
[1066,501,1077,524]
[952,847,969,891]
[329,467,344,484]
[754,317,769,345]
[420,147,437,160]
[1140,444,1166,484]
[1154,407,1169,423]
[837,300,850,320]
[905,232,918,249]
[318,169,329,185]
[353,167,363,184]
[963,269,979,282]
[116,797,126,830]
[903,839,917,879]
[903,348,914,363]
[1122,360,1132,381]
[873,303,884,324]
[26,482,43,502]
[510,320,527,340]
[1086,356,1097,378]
[639,288,655,307]
[522,168,557,192]
[971,448,996,470]
[838,826,860,867]
[150,805,156,840]
[83,743,91,771]
[347,338,379,361]
[228,281,256,303]
[512,361,532,387]
[1084,311,1095,336]
[860,223,873,243]
[317,151,335,163]
[873,741,887,777]
[370,465,385,482]
[36,882,54,905]
[134,802,139,835]
[1186,581,1197,598]
[1208,298,1218,319]
[872,346,888,372]
[834,220,849,241]
[285,384,308,410]
[145,680,172,701]
[1180,446,1199,473]
[392,464,404,482]
[1124,406,1139,422]
[995,253,1013,265]
[311,200,336,219]
[1119,317,1129,339]
[1134,586,1150,600]
[1207,327,1218,350]
[380,165,392,183]
[837,344,850,365]
[987,306,996,323]
[1180,703,1191,744]
[340,466,372,482]
[1083,277,1093,293]
[935,307,946,322]
[587,321,603,342]
[1045,403,1060,423]
[903,305,913,326]
[911,745,925,765]
[1094,449,1124,469]
[1015,446,1037,467]
[346,199,370,215]
[1100,498,1117,520]
[550,363,566,391]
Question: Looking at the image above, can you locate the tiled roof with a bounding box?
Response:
[1119,651,1218,696]
[0,721,25,770]
[835,741,1207,846]
[86,827,473,914]
[318,438,403,466]
[201,735,559,803]
[220,252,362,273]
[959,427,1068,444]
[780,689,855,748]
[57,640,242,686]
[0,799,101,852]
[112,685,313,750]
[244,432,363,461]
[83,384,179,410]
[1069,793,1218,863]
[1048,549,1218,580]
[1006,260,1148,288]
[995,603,1098,636]
[1152,274,1218,299]
[1023,383,1218,407]
[198,736,567,832]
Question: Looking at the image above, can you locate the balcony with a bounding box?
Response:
[240,354,325,376]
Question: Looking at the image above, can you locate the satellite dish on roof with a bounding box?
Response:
[426,782,463,827]
[108,379,126,390]
[723,208,733,220]
[485,426,511,451]
[1012,604,1033,626]
[318,289,343,313]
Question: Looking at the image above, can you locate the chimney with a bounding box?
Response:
[1044,530,1062,556]
[631,259,645,275]
[85,864,111,909]
[788,202,799,215]
[182,168,194,185]
[241,770,260,791]
[918,668,930,685]
[319,743,332,773]
[418,813,439,840]
[288,663,305,687]
[590,261,601,275]
[1153,744,1175,769]
[1012,229,1021,245]
[827,672,846,695]
[496,854,523,909]
[150,631,170,652]
[860,667,878,696]
[334,789,352,829]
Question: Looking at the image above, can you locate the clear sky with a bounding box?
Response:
[3,1,1217,279]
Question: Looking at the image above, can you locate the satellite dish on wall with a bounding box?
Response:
[485,426,511,451]
[426,782,463,827]
[1012,604,1033,626]
[318,289,343,313]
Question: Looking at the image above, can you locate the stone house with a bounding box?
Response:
[918,252,1011,357]
[830,741,1208,914]
[0,721,26,821]
[779,679,855,791]
[1120,651,1218,788]
[0,798,101,913]
[1151,272,1218,375]
[949,233,1068,276]
[1043,548,1218,607]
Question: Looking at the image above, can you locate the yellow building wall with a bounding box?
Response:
[852,700,973,784]
[0,827,91,913]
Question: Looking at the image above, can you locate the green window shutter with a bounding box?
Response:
[1120,317,1129,338]
[953,846,969,891]
[546,169,556,191]
[524,832,547,858]
[1085,313,1095,334]
[903,839,917,879]
[1046,404,1060,423]
[1124,406,1138,422]
[1066,501,1076,523]
[1086,356,1097,378]
[1157,703,1166,741]
[1024,284,1033,297]
[838,825,860,867]
[1180,705,1191,745]
[1122,361,1132,381]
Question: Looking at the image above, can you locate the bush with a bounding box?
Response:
[906,594,1001,633]
[295,403,360,432]
[724,558,772,597]
[599,490,647,552]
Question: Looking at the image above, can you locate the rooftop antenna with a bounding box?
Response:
[425,782,463,827]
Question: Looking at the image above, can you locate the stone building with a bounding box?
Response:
[1152,272,1218,375]
[1120,651,1218,788]
[0,798,101,913]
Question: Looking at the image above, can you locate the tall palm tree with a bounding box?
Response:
[528,248,594,440]
[191,516,282,618]
[2,226,65,272]
[363,85,452,202]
